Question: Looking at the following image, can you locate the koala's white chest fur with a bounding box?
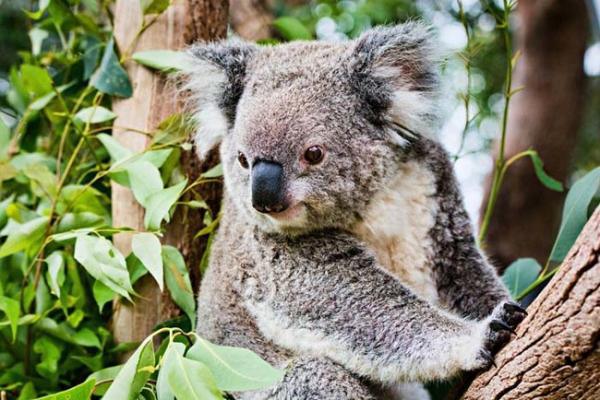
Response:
[353,161,439,303]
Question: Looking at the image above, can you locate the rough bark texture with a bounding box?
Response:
[464,206,600,399]
[230,0,273,41]
[111,0,227,345]
[480,0,588,272]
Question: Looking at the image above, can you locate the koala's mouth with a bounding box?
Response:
[263,202,305,224]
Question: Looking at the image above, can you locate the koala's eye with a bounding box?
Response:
[237,152,249,169]
[303,145,325,165]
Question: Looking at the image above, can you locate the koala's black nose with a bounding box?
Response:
[251,160,288,214]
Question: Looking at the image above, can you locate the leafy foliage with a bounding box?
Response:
[0,1,279,398]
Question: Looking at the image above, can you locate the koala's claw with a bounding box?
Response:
[478,349,496,369]
[503,301,528,316]
[489,319,516,334]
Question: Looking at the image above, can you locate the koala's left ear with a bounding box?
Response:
[182,40,258,159]
[348,22,440,140]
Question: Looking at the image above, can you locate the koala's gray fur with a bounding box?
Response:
[184,23,526,400]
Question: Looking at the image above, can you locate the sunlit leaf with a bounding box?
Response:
[29,27,48,56]
[549,167,600,263]
[90,37,132,98]
[502,258,542,299]
[144,180,187,230]
[163,344,222,400]
[97,133,132,162]
[46,251,65,298]
[74,106,117,125]
[132,50,191,71]
[87,365,122,396]
[126,161,164,206]
[201,163,223,179]
[187,337,285,391]
[74,234,134,300]
[156,342,185,400]
[102,340,155,400]
[162,245,195,328]
[33,336,62,379]
[0,216,49,258]
[132,232,164,290]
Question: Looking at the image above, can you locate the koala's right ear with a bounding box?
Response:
[182,40,258,160]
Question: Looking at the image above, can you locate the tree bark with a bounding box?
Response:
[110,0,227,345]
[463,206,600,399]
[480,0,588,272]
[230,0,273,41]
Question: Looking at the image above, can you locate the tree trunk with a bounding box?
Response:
[463,206,600,399]
[230,0,273,41]
[110,0,227,345]
[480,0,588,272]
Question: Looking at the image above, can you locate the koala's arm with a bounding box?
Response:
[243,231,516,384]
[422,142,512,320]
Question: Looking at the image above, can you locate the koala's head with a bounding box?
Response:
[184,23,439,235]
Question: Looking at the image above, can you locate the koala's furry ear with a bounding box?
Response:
[348,22,440,140]
[182,40,258,160]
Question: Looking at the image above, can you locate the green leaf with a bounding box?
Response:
[527,151,563,192]
[187,337,285,391]
[93,280,115,313]
[90,37,133,98]
[34,378,95,400]
[162,344,222,400]
[33,336,62,379]
[0,118,9,161]
[103,340,155,400]
[143,180,187,230]
[0,296,20,341]
[57,184,109,216]
[87,365,122,396]
[46,251,65,298]
[74,234,134,300]
[25,0,50,20]
[0,216,49,258]
[272,17,312,41]
[156,342,185,400]
[132,50,191,71]
[140,0,172,15]
[23,163,57,198]
[73,328,101,348]
[74,106,117,125]
[126,161,164,206]
[21,65,53,98]
[201,163,223,179]
[132,232,164,290]
[549,167,600,263]
[162,245,195,328]
[502,258,542,299]
[98,133,133,162]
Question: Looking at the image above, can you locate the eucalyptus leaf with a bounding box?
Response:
[502,258,542,299]
[74,234,134,300]
[90,37,133,98]
[132,50,191,71]
[93,280,115,313]
[273,17,312,41]
[132,232,164,290]
[156,342,185,400]
[187,337,285,391]
[0,296,20,341]
[201,163,223,179]
[164,346,222,400]
[162,245,195,328]
[102,340,155,400]
[74,106,117,125]
[46,251,65,298]
[549,167,600,263]
[87,365,122,396]
[141,0,172,15]
[33,378,95,400]
[0,216,49,258]
[29,28,49,56]
[144,180,187,230]
[527,151,563,192]
[126,161,164,206]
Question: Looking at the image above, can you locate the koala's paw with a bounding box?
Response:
[478,301,527,368]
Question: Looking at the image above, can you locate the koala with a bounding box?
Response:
[184,23,527,400]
